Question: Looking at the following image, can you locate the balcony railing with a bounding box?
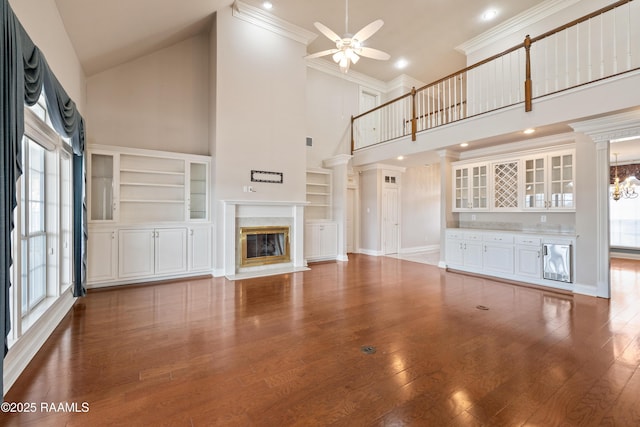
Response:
[351,0,639,153]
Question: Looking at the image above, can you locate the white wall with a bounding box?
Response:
[10,0,86,113]
[401,164,441,250]
[212,5,308,270]
[86,35,210,155]
[305,68,358,168]
[359,169,380,253]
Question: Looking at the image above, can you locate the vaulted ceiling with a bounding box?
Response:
[54,0,544,83]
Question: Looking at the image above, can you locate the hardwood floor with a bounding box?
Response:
[3,255,640,426]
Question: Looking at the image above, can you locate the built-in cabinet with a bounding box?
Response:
[522,150,574,210]
[87,145,212,287]
[86,227,118,283]
[453,164,488,210]
[452,146,575,212]
[445,228,575,291]
[305,168,338,262]
[305,222,338,262]
[306,169,332,221]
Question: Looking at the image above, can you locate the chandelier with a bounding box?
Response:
[611,153,639,201]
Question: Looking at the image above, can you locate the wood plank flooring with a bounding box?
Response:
[2,255,640,426]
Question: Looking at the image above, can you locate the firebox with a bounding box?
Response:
[240,226,290,267]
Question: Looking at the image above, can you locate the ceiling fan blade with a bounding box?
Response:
[305,49,340,59]
[352,19,384,43]
[358,47,391,61]
[314,22,342,43]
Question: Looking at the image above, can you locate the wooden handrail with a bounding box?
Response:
[351,0,637,153]
[530,0,632,44]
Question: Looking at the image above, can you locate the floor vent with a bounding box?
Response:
[361,345,377,355]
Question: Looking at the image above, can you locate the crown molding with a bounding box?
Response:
[570,110,640,142]
[305,58,388,93]
[386,74,426,93]
[357,163,406,173]
[232,1,317,45]
[323,154,352,168]
[455,0,580,56]
[458,132,576,161]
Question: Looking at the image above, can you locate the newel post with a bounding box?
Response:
[350,115,355,154]
[411,87,417,141]
[524,35,533,112]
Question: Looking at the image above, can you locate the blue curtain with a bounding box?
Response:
[1,0,86,397]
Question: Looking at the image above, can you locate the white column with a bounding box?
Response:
[292,204,306,268]
[223,202,236,276]
[437,149,459,268]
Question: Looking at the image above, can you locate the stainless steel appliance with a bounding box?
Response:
[542,243,572,283]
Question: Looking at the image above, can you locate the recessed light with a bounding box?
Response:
[523,128,536,134]
[397,156,404,160]
[262,1,273,10]
[482,9,498,21]
[395,58,409,69]
[460,143,469,148]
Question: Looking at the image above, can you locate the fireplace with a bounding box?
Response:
[240,226,290,267]
[221,200,308,279]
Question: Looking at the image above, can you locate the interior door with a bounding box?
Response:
[359,90,380,148]
[382,187,399,255]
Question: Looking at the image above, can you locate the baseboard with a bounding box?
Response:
[572,282,598,297]
[213,268,226,277]
[336,254,349,262]
[399,245,440,254]
[359,249,384,256]
[438,261,448,269]
[87,271,215,289]
[4,290,75,395]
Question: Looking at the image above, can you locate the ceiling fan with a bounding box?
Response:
[306,0,390,73]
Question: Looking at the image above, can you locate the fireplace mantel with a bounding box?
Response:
[222,200,309,280]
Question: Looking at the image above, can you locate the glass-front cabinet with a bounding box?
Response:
[188,162,208,221]
[453,163,488,211]
[89,152,118,222]
[523,150,574,210]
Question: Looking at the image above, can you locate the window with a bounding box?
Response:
[8,100,74,344]
[21,137,47,314]
[610,190,640,248]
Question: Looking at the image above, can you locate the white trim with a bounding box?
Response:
[88,143,212,162]
[306,58,388,93]
[359,248,384,256]
[458,133,576,161]
[399,245,440,254]
[232,1,317,45]
[4,290,75,395]
[438,261,448,269]
[386,74,426,92]
[455,0,580,56]
[323,154,352,168]
[573,282,598,297]
[570,110,640,142]
[357,163,406,173]
[611,251,640,261]
[226,266,309,281]
[222,200,309,207]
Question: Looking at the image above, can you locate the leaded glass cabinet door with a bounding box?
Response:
[471,165,488,209]
[524,156,546,209]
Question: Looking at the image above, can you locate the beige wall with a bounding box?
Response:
[401,164,441,250]
[9,0,86,113]
[86,35,210,155]
[305,68,358,168]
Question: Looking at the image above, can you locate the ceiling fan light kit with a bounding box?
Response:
[307,0,390,73]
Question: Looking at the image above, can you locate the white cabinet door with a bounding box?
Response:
[445,237,464,267]
[453,164,488,211]
[516,246,542,278]
[483,234,515,274]
[515,236,542,279]
[189,226,211,272]
[319,223,338,258]
[155,228,187,275]
[118,229,155,279]
[522,151,574,211]
[87,228,117,283]
[305,222,337,261]
[464,241,484,269]
[484,243,514,274]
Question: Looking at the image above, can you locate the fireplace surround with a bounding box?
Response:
[222,200,309,279]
